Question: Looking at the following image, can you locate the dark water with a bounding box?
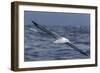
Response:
[24,25,90,62]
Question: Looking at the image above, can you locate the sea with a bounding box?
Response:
[24,24,90,62]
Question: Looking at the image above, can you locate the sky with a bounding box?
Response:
[24,11,90,27]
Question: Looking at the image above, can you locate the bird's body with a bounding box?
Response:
[32,20,88,56]
[54,37,70,44]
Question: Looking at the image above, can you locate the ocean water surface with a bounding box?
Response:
[24,11,90,61]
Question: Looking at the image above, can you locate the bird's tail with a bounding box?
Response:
[66,42,88,56]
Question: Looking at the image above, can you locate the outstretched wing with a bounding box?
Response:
[32,21,60,39]
[32,20,88,56]
[66,42,88,56]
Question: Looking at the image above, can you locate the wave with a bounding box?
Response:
[24,24,90,61]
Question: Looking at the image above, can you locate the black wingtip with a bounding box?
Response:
[32,20,38,26]
[66,42,88,56]
[32,21,34,23]
[32,21,36,24]
[82,52,88,56]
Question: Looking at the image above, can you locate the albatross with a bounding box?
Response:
[32,21,88,56]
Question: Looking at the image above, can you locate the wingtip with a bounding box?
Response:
[83,53,88,56]
[32,21,35,24]
[66,42,88,56]
[32,20,38,26]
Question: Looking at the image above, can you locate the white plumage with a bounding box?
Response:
[54,37,70,43]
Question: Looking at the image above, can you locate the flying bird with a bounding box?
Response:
[32,20,88,56]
